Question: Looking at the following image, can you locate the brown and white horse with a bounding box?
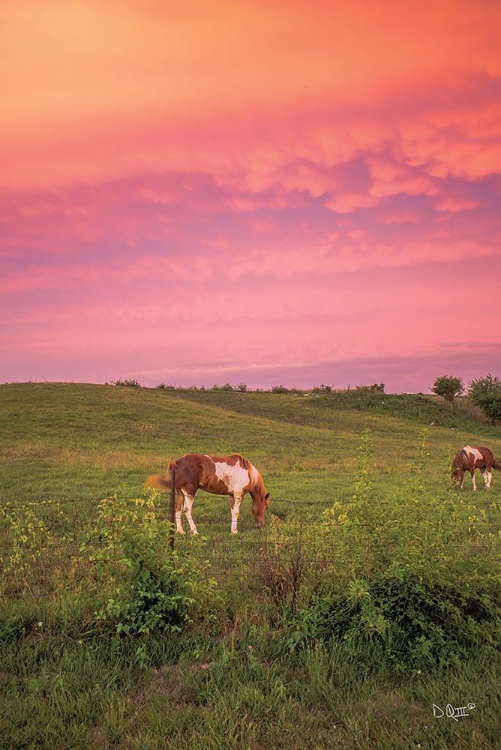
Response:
[147,453,270,534]
[451,446,501,490]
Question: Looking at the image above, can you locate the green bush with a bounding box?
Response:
[468,374,501,422]
[81,494,216,636]
[109,378,141,387]
[287,567,500,671]
[431,375,463,403]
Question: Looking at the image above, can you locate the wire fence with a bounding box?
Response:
[1,489,500,602]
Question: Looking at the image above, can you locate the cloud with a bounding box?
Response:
[1,1,500,391]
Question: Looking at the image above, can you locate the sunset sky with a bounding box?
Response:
[2,0,501,393]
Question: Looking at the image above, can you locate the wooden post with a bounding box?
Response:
[169,464,176,551]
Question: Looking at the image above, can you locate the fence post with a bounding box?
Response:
[170,465,176,551]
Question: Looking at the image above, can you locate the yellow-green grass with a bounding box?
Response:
[2,382,500,525]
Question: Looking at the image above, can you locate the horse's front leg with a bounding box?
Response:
[230,493,243,534]
[471,470,477,491]
[182,491,199,534]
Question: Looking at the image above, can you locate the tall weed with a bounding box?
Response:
[80,493,218,636]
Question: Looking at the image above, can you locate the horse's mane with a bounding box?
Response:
[452,449,467,467]
[232,453,251,470]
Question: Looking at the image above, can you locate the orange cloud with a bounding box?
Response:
[2,0,501,191]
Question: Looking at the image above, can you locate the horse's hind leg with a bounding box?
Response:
[182,491,199,535]
[175,493,185,534]
[482,468,492,489]
[230,493,243,534]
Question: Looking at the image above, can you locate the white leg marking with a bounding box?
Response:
[471,472,477,491]
[485,471,492,489]
[175,509,185,534]
[231,493,243,534]
[182,491,199,535]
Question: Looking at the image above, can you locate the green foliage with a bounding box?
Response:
[0,501,56,595]
[80,494,215,635]
[431,374,464,403]
[211,382,234,391]
[312,384,332,393]
[271,384,289,393]
[280,431,501,670]
[109,378,142,387]
[287,567,500,671]
[355,383,385,394]
[468,373,501,422]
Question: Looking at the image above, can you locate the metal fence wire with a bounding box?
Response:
[1,490,500,600]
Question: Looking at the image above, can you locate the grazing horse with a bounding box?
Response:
[451,446,501,490]
[147,453,270,534]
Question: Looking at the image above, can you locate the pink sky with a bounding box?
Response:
[2,0,501,392]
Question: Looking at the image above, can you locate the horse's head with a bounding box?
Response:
[251,491,270,529]
[450,463,463,486]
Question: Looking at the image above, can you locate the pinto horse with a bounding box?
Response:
[147,453,270,534]
[451,446,501,490]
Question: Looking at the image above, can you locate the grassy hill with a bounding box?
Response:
[2,382,499,521]
[0,382,500,749]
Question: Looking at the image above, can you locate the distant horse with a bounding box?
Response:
[147,453,270,534]
[451,446,501,490]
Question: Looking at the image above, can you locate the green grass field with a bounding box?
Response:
[1,382,500,749]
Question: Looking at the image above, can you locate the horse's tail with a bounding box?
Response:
[146,461,176,491]
[146,474,171,491]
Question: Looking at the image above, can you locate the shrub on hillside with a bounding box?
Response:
[287,568,500,671]
[109,378,141,388]
[355,383,385,394]
[431,375,464,404]
[468,374,501,422]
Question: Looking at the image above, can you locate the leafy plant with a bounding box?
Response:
[109,378,141,387]
[286,566,500,671]
[468,374,501,422]
[355,383,385,394]
[0,502,56,597]
[80,494,215,635]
